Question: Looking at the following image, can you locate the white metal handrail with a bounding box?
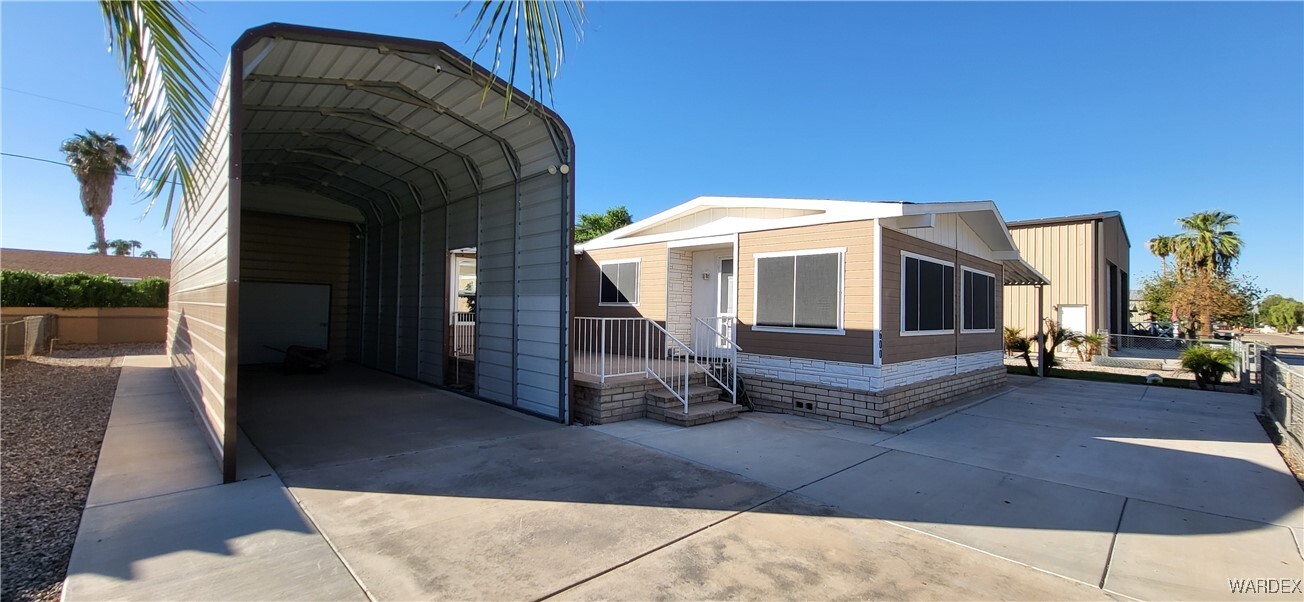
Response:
[646,320,692,413]
[573,316,692,412]
[693,317,740,403]
[573,317,650,380]
[451,312,475,359]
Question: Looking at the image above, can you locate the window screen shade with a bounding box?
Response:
[756,253,840,329]
[600,262,639,304]
[903,256,954,332]
[963,270,996,331]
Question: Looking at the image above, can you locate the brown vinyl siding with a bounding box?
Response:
[881,227,1002,364]
[736,221,874,364]
[1003,220,1097,337]
[575,243,667,321]
[239,211,353,360]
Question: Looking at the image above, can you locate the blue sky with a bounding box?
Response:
[2,2,1301,297]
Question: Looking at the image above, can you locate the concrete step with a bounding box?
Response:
[644,384,722,408]
[648,401,745,427]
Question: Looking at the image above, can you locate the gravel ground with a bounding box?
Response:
[1002,355,1185,379]
[1,344,162,602]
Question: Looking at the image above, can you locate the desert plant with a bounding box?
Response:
[1003,327,1024,356]
[1080,333,1104,361]
[1179,345,1238,390]
[1066,335,1086,361]
[1040,320,1077,371]
[1006,334,1036,375]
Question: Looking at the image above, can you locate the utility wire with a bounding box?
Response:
[1,151,179,185]
[2,87,122,116]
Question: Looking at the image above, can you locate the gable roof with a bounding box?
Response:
[1,248,171,280]
[579,195,1017,252]
[1007,210,1131,248]
[578,196,1048,286]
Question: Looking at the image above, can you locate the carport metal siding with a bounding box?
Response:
[168,64,236,479]
[169,24,574,481]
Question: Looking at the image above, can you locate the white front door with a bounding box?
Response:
[1058,304,1088,351]
[690,250,736,352]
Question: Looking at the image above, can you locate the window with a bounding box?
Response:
[718,258,735,315]
[962,267,997,332]
[754,250,842,331]
[902,253,954,334]
[599,260,639,305]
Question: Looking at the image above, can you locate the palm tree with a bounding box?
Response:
[1174,211,1242,277]
[106,239,143,256]
[98,0,214,220]
[141,250,160,258]
[1147,235,1176,276]
[62,131,132,255]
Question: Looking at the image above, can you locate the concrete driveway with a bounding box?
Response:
[241,370,1301,600]
[67,362,1302,600]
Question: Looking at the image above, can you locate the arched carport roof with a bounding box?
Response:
[233,23,574,223]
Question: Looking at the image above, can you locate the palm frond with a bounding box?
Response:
[460,0,586,114]
[99,0,214,223]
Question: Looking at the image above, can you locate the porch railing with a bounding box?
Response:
[692,317,740,403]
[451,312,475,359]
[573,316,693,412]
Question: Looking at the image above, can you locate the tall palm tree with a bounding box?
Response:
[62,131,133,255]
[1147,234,1176,276]
[1174,211,1242,277]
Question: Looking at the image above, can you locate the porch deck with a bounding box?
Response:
[572,350,708,385]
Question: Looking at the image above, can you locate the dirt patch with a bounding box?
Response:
[0,344,162,602]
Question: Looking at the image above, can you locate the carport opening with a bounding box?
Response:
[222,25,573,472]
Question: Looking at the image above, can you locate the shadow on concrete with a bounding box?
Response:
[238,364,1301,537]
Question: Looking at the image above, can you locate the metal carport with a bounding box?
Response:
[168,23,574,481]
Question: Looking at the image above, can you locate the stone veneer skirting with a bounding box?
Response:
[736,350,1004,392]
[744,365,1006,427]
[573,374,711,425]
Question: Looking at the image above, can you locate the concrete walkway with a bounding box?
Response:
[65,359,1303,600]
[62,356,366,600]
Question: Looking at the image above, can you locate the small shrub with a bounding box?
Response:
[1003,327,1024,355]
[1179,345,1238,390]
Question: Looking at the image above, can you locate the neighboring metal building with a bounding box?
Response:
[1002,212,1131,340]
[169,24,574,480]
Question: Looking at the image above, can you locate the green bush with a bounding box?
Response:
[1179,345,1238,390]
[131,277,170,307]
[0,270,168,308]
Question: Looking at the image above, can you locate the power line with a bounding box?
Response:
[0,152,179,185]
[2,87,122,116]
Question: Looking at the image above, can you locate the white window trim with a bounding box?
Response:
[598,258,641,307]
[961,265,997,334]
[900,250,955,337]
[751,247,846,335]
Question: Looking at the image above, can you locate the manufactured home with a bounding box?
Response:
[572,197,1047,428]
[168,24,574,480]
[1002,212,1131,343]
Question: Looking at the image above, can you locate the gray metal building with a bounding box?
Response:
[169,24,575,480]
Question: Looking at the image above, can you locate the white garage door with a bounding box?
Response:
[238,282,331,364]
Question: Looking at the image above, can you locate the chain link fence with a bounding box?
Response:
[1,314,57,359]
[1262,352,1304,467]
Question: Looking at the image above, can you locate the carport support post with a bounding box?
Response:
[1036,283,1046,377]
